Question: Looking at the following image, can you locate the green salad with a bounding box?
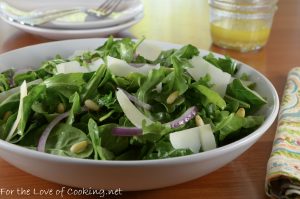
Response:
[0,37,267,160]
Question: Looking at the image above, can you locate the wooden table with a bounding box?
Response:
[0,0,299,198]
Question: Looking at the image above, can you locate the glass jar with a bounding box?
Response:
[208,0,278,52]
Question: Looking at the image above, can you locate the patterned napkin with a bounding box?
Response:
[266,68,300,199]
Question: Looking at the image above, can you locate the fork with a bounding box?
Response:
[0,0,122,26]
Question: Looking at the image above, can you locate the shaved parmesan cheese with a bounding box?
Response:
[107,56,160,77]
[187,56,231,97]
[68,50,96,59]
[56,59,104,74]
[116,88,153,128]
[198,124,216,151]
[170,124,217,153]
[136,40,162,61]
[6,81,27,141]
[169,127,201,153]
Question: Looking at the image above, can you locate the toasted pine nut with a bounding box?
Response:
[84,99,100,111]
[166,91,180,104]
[70,140,89,154]
[195,115,204,126]
[3,111,12,122]
[236,108,245,118]
[57,103,65,113]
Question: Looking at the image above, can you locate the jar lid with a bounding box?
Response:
[209,0,278,13]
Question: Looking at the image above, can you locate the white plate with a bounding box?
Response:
[3,0,144,29]
[50,0,143,29]
[0,38,279,191]
[0,14,143,40]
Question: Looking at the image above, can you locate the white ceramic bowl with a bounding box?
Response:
[0,39,279,191]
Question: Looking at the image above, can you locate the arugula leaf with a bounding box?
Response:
[169,56,190,95]
[0,92,20,118]
[152,49,176,66]
[97,37,145,63]
[224,95,251,109]
[226,79,267,108]
[1,113,17,141]
[95,92,121,114]
[98,124,129,156]
[66,92,81,125]
[144,139,193,160]
[174,44,200,59]
[136,121,174,143]
[0,73,10,92]
[81,64,110,100]
[194,74,213,88]
[203,53,237,75]
[193,84,226,110]
[73,51,101,67]
[44,73,87,99]
[88,119,114,160]
[153,44,199,67]
[14,71,38,86]
[137,67,166,103]
[18,125,46,147]
[214,113,264,142]
[38,56,66,76]
[111,72,145,92]
[46,123,93,158]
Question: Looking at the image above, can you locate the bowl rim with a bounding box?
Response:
[0,38,280,166]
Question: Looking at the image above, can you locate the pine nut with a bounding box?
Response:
[70,140,89,154]
[57,103,65,113]
[195,115,204,126]
[236,108,245,118]
[166,91,180,104]
[3,111,12,122]
[84,99,100,111]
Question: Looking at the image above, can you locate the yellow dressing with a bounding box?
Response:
[210,19,271,52]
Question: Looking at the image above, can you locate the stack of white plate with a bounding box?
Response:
[0,0,144,40]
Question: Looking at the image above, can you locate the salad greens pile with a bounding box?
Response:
[0,37,267,160]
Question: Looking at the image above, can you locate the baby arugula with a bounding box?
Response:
[0,37,267,160]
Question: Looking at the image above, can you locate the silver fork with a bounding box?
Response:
[0,0,122,26]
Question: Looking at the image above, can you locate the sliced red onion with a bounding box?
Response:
[166,106,198,128]
[37,107,87,152]
[37,111,70,152]
[111,106,198,136]
[111,106,198,137]
[119,88,151,110]
[112,127,143,136]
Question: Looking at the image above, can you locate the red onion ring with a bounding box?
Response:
[37,111,70,152]
[37,107,87,152]
[112,127,143,136]
[119,88,151,110]
[112,106,198,136]
[166,106,198,128]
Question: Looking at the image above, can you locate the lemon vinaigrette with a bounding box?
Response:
[210,19,271,52]
[208,0,277,52]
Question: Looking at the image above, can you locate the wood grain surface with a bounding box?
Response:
[0,0,299,198]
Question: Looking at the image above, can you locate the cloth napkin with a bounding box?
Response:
[266,67,300,199]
